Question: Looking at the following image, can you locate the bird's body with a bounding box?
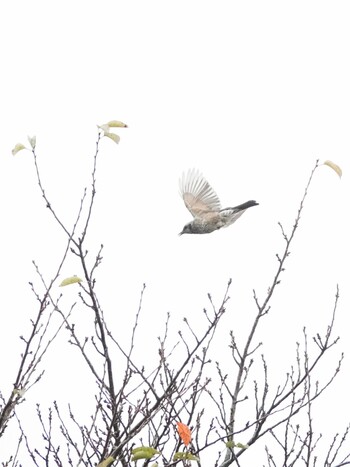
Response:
[179,169,258,235]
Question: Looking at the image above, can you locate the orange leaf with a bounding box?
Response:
[176,422,191,446]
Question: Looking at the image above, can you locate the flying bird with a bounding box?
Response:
[179,169,258,235]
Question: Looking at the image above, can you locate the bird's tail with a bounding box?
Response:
[222,200,259,212]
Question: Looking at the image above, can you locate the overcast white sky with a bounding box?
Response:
[1,1,349,464]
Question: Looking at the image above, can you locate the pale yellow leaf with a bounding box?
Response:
[12,143,27,156]
[131,447,160,461]
[59,276,83,287]
[97,457,115,467]
[28,135,36,149]
[173,452,200,461]
[107,120,128,128]
[104,132,120,144]
[323,160,342,178]
[235,442,249,449]
[98,124,110,133]
[13,388,26,397]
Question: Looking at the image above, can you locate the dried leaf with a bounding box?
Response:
[176,422,191,446]
[104,132,120,144]
[323,160,342,178]
[59,276,83,287]
[107,120,128,128]
[12,143,27,156]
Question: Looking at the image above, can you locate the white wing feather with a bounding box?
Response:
[180,169,221,218]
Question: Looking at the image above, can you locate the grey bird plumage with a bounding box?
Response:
[179,169,258,235]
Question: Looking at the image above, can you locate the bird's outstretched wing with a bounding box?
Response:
[180,169,221,218]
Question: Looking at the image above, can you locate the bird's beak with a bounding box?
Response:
[178,231,183,236]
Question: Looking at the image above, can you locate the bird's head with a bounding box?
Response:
[179,222,193,236]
